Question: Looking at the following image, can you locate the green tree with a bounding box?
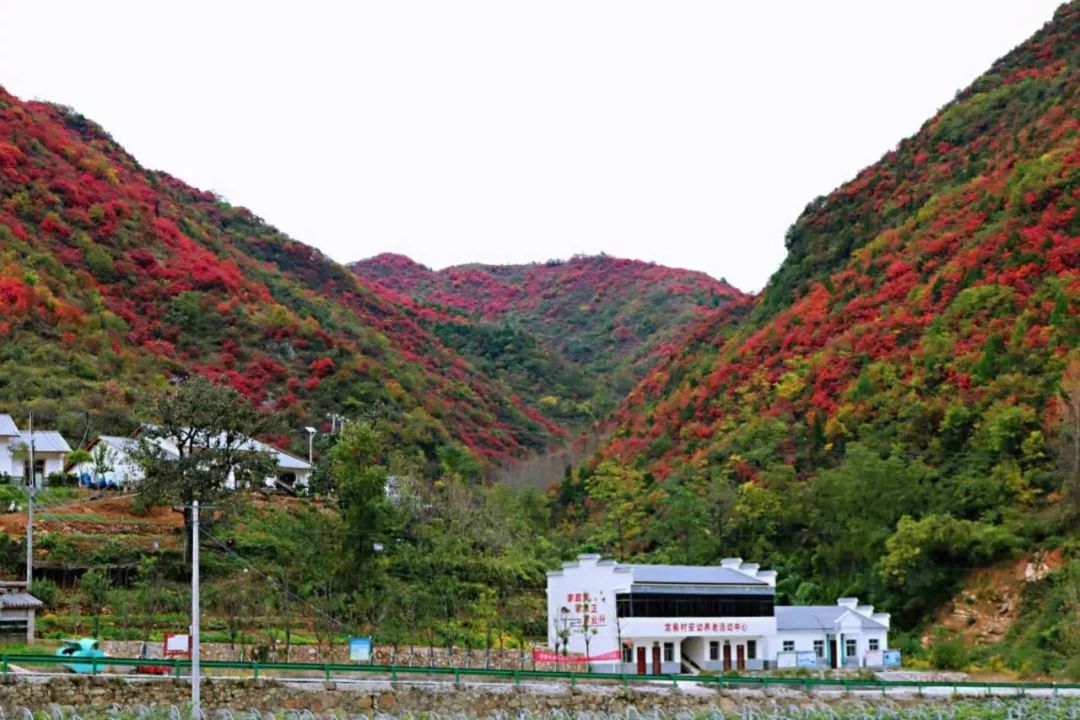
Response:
[584,462,649,559]
[329,421,392,592]
[132,376,276,562]
[78,568,110,638]
[880,513,1017,624]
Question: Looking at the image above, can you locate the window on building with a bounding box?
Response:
[746,640,757,660]
[782,640,794,652]
[869,638,879,651]
[813,640,825,658]
[622,644,633,663]
[709,641,719,661]
[845,639,857,658]
[614,592,774,618]
[663,642,674,662]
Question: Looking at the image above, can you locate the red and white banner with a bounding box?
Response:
[532,649,621,663]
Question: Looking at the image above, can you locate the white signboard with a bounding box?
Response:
[620,616,775,638]
[165,634,190,654]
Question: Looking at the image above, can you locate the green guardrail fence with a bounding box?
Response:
[2,654,1079,696]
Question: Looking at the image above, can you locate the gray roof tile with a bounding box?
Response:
[19,430,72,453]
[624,564,767,586]
[775,605,887,631]
[0,415,19,437]
[0,592,43,609]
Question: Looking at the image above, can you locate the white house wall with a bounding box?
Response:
[0,439,13,478]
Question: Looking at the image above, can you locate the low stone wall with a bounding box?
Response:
[101,642,557,671]
[0,675,931,716]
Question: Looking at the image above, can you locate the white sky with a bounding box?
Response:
[0,1,1063,292]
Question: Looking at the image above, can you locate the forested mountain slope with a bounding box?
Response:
[559,1,1080,652]
[0,87,562,466]
[352,253,745,423]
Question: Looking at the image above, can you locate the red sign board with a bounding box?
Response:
[533,649,621,663]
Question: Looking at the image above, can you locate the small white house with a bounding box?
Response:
[774,599,890,669]
[0,415,72,487]
[73,431,312,491]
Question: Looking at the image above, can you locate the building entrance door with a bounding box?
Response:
[736,644,745,671]
[722,643,731,671]
[636,647,646,675]
[652,645,661,675]
[829,639,839,669]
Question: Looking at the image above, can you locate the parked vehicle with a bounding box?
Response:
[55,638,104,673]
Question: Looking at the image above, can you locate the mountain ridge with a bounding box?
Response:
[555,1,1080,660]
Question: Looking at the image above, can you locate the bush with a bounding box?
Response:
[30,578,60,610]
[929,629,970,670]
[46,472,77,487]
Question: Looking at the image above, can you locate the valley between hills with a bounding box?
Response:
[0,0,1078,681]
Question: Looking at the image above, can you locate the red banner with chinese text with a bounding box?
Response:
[532,649,621,663]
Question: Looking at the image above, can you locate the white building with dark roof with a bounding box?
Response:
[74,431,312,491]
[547,554,891,674]
[0,415,72,487]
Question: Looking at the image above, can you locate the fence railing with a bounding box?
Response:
[2,654,1079,696]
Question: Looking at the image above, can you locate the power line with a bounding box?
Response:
[197,525,350,634]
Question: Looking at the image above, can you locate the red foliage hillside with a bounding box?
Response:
[352,253,746,416]
[0,87,561,465]
[603,3,1080,479]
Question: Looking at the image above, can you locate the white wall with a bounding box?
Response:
[0,438,14,477]
[71,444,145,487]
[774,626,890,667]
[40,453,66,479]
[546,554,630,660]
[547,555,778,673]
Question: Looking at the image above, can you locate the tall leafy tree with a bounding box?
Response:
[133,375,276,561]
[329,421,393,593]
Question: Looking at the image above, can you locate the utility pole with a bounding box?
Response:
[26,410,35,591]
[191,499,201,715]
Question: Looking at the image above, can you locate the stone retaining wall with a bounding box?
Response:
[0,675,926,716]
[101,642,558,671]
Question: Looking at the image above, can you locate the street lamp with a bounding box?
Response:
[304,426,316,464]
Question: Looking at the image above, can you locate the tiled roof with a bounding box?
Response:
[0,415,19,437]
[18,430,72,453]
[0,591,43,609]
[624,564,768,586]
[775,606,887,631]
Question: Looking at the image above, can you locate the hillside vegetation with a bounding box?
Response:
[0,87,568,468]
[352,253,744,426]
[555,1,1080,672]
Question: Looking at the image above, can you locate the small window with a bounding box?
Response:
[746,640,757,660]
[813,640,824,658]
[782,640,795,652]
[845,639,857,658]
[663,642,674,662]
[709,641,719,660]
[869,638,880,651]
[622,644,633,663]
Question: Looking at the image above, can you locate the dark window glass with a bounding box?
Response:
[615,592,773,618]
